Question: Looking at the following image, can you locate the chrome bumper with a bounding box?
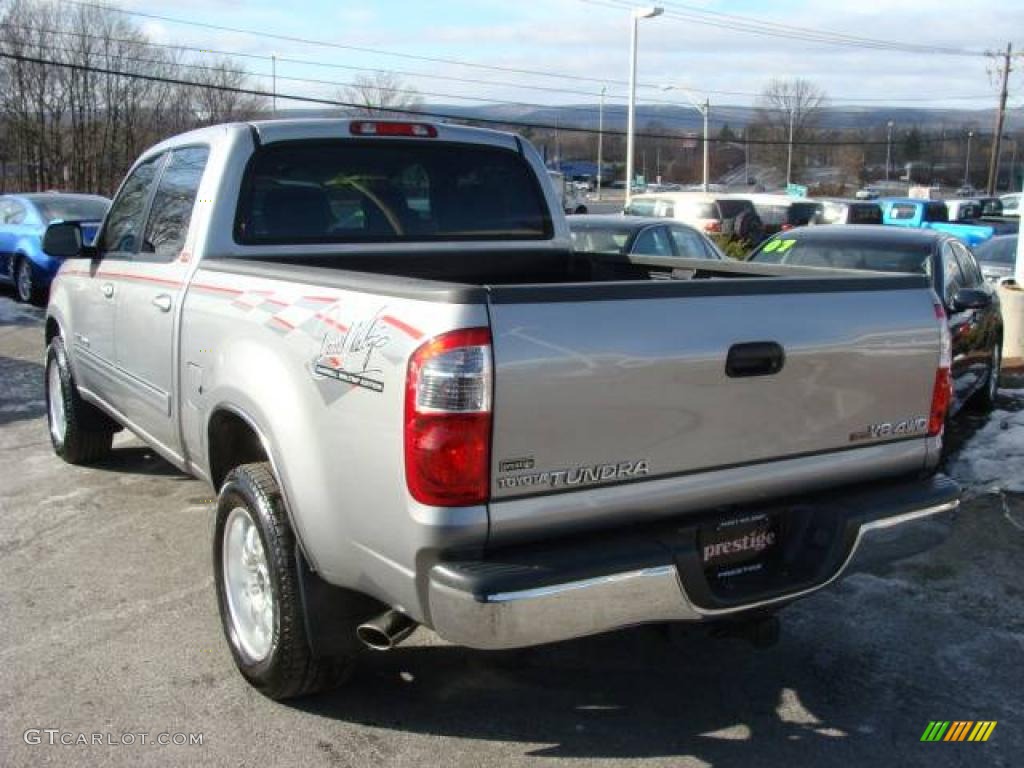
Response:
[428,491,958,650]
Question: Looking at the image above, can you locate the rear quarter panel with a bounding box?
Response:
[180,267,489,619]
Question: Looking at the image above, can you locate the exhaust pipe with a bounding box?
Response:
[356,609,417,651]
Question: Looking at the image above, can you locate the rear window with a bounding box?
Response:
[975,237,1017,265]
[751,236,932,274]
[848,204,882,224]
[569,226,632,254]
[889,204,918,220]
[235,140,551,244]
[30,196,108,222]
[716,199,751,219]
[923,203,949,223]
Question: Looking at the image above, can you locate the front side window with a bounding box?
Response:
[942,243,965,304]
[236,140,551,244]
[101,155,162,255]
[952,241,983,287]
[141,147,210,262]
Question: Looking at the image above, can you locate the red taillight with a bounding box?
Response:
[928,299,953,437]
[404,328,492,506]
[703,221,722,233]
[350,121,437,138]
[780,223,793,231]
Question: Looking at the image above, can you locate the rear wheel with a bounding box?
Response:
[970,341,1001,411]
[15,257,36,304]
[45,336,115,464]
[214,462,356,699]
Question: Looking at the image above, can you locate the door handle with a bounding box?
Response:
[101,283,114,298]
[726,342,786,378]
[151,293,173,312]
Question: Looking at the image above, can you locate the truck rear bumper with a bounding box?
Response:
[427,474,959,649]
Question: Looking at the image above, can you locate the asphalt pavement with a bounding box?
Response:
[2,291,1022,767]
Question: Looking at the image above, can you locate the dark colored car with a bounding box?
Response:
[974,234,1018,284]
[748,197,824,236]
[0,193,109,304]
[568,214,725,260]
[750,226,1003,417]
[819,199,884,225]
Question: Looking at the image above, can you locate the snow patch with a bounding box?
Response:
[0,298,44,325]
[948,393,1024,494]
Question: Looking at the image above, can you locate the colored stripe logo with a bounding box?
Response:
[921,721,997,742]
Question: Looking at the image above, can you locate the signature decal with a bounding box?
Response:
[313,308,391,392]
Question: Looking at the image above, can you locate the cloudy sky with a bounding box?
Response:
[127,0,1021,124]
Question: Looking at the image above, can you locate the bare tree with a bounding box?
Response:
[341,71,423,118]
[749,78,828,177]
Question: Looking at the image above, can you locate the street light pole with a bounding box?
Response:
[660,84,708,191]
[271,53,277,117]
[596,85,605,200]
[885,120,894,182]
[625,6,663,206]
[965,130,974,187]
[786,106,795,186]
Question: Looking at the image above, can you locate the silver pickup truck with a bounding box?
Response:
[42,119,960,700]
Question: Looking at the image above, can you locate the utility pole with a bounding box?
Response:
[987,42,1012,195]
[702,97,710,192]
[596,86,605,200]
[885,121,894,182]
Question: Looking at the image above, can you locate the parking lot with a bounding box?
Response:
[1,290,1022,767]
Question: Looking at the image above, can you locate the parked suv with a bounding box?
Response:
[625,192,765,242]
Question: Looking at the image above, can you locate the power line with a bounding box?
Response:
[51,1,999,104]
[0,50,994,147]
[584,0,988,57]
[0,20,1004,126]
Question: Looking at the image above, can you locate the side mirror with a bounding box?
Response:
[43,221,94,259]
[43,222,83,258]
[950,288,992,312]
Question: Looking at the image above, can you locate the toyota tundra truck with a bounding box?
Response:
[42,119,960,700]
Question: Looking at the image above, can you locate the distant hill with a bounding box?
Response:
[276,103,1023,134]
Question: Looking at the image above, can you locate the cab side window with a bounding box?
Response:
[140,147,210,263]
[952,241,983,288]
[100,155,163,257]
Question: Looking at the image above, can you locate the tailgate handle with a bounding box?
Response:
[726,342,785,378]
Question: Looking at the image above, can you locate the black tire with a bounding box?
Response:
[969,340,1001,412]
[45,336,115,464]
[574,205,588,215]
[15,256,41,305]
[214,462,356,700]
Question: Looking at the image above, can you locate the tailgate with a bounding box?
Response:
[486,276,939,502]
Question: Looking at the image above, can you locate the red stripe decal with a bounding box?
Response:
[381,315,423,340]
[191,283,244,297]
[302,296,338,303]
[264,297,288,307]
[314,313,348,333]
[270,316,294,330]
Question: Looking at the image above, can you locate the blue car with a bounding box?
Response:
[0,193,109,304]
